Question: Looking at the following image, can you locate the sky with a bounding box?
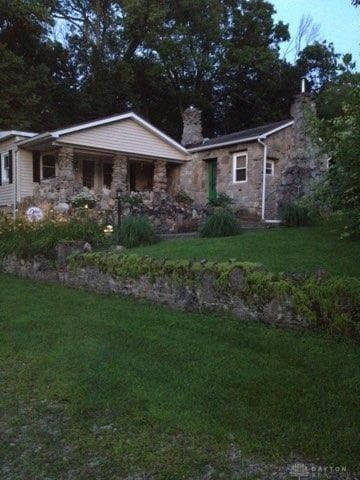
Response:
[271,0,360,66]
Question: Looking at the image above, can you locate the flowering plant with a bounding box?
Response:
[71,190,96,209]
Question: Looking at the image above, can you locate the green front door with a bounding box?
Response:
[207,159,217,201]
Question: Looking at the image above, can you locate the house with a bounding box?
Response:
[0,93,327,230]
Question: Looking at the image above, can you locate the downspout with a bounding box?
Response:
[257,137,281,224]
[12,149,17,220]
[257,138,267,221]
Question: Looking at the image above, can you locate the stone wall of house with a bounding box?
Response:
[178,141,265,217]
[120,191,205,233]
[176,94,328,219]
[2,253,311,331]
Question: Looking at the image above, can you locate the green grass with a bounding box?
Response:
[133,223,360,277]
[0,274,359,479]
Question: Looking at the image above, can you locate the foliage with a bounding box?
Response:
[200,208,241,238]
[0,0,305,138]
[296,178,335,220]
[117,216,158,248]
[120,192,144,208]
[207,192,234,208]
[0,1,76,131]
[174,190,194,205]
[280,201,314,227]
[0,216,106,259]
[71,190,96,209]
[70,250,360,340]
[296,41,339,92]
[309,80,360,238]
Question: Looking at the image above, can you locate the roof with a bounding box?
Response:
[0,130,37,142]
[188,119,294,152]
[17,112,189,156]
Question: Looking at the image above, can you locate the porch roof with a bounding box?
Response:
[17,112,189,162]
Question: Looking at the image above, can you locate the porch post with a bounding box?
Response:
[111,154,128,195]
[153,159,167,192]
[57,146,75,201]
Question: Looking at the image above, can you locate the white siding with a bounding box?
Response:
[0,138,37,206]
[18,149,36,199]
[58,119,187,161]
[0,137,16,206]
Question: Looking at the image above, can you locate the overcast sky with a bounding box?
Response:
[271,0,360,66]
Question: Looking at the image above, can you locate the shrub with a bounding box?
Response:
[71,190,96,209]
[120,192,144,208]
[280,202,314,227]
[208,192,234,208]
[117,216,158,248]
[200,208,241,238]
[0,217,107,259]
[174,190,194,205]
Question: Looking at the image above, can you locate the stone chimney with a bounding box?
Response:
[181,106,203,147]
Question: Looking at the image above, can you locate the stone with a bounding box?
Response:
[111,155,128,196]
[181,106,203,146]
[54,202,70,214]
[83,242,92,252]
[153,160,167,192]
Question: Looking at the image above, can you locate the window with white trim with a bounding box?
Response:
[233,152,247,183]
[1,153,10,183]
[266,160,274,175]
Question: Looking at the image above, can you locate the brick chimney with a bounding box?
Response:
[181,106,203,147]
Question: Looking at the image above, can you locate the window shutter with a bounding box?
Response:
[8,150,13,184]
[33,152,40,183]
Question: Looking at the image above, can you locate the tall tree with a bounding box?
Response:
[0,0,73,131]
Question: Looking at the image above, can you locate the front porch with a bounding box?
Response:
[34,146,174,201]
[27,145,201,232]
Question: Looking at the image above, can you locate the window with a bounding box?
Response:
[233,152,247,183]
[82,160,95,189]
[266,160,274,175]
[103,162,113,188]
[42,154,56,179]
[1,153,10,183]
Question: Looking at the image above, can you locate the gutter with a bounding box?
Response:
[257,137,281,224]
[257,138,267,221]
[17,132,57,148]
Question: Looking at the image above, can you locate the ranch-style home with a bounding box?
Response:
[0,92,327,231]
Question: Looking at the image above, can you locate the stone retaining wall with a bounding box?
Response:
[2,253,309,331]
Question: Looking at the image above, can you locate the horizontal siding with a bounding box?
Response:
[19,149,36,199]
[0,137,16,206]
[58,119,187,161]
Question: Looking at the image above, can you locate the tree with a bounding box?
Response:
[282,14,320,62]
[310,81,360,238]
[0,0,73,131]
[296,41,339,93]
[53,0,297,139]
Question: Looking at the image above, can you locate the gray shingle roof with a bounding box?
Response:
[188,119,294,151]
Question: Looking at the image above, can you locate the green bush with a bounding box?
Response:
[174,190,193,205]
[200,208,241,238]
[117,216,158,248]
[208,192,234,208]
[280,202,314,227]
[0,217,107,259]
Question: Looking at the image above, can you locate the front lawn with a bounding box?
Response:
[133,222,360,277]
[0,274,359,479]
